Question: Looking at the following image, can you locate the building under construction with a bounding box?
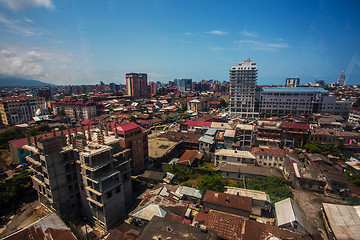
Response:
[23,125,132,230]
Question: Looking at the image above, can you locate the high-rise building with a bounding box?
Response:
[126,73,148,98]
[115,122,149,173]
[24,126,133,230]
[285,78,300,87]
[149,82,157,95]
[177,79,192,92]
[338,71,345,86]
[229,59,258,118]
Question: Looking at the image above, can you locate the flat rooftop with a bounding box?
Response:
[260,87,326,92]
[148,138,178,159]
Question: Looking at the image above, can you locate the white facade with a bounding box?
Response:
[214,149,255,166]
[318,92,351,118]
[230,59,257,118]
[258,87,351,118]
[258,87,321,118]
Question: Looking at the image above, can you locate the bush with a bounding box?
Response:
[0,127,25,149]
[245,176,293,202]
[198,174,228,195]
[0,171,32,213]
[164,164,197,184]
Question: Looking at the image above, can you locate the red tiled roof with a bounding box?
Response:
[50,100,95,106]
[210,101,220,104]
[81,119,96,125]
[203,190,252,212]
[194,212,208,222]
[281,121,310,130]
[182,121,212,127]
[177,150,203,166]
[116,122,142,135]
[205,210,245,240]
[205,210,310,240]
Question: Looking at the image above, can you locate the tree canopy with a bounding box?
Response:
[198,173,228,195]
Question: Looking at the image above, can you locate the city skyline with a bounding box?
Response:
[0,0,360,86]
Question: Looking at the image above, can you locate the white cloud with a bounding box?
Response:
[24,17,34,23]
[0,49,45,77]
[235,40,290,50]
[0,14,49,36]
[241,30,257,37]
[184,32,192,36]
[0,0,55,11]
[206,30,228,35]
[0,47,74,83]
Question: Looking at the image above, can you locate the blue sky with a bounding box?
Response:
[0,0,360,86]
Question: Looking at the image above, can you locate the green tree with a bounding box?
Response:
[164,164,197,184]
[245,176,293,202]
[129,115,136,122]
[198,174,228,194]
[57,109,66,117]
[219,99,229,108]
[181,104,188,112]
[0,171,32,214]
[0,127,25,149]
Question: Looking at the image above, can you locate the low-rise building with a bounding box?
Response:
[187,98,209,113]
[177,150,203,167]
[217,162,282,180]
[256,120,282,145]
[275,198,312,236]
[309,128,360,146]
[252,147,286,168]
[51,100,97,122]
[321,203,360,240]
[215,149,255,166]
[202,190,252,218]
[283,158,326,192]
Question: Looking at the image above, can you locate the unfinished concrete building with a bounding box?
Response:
[24,125,132,230]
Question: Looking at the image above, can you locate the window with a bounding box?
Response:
[107,191,112,199]
[116,186,121,194]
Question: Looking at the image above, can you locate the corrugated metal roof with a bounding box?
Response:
[322,203,360,240]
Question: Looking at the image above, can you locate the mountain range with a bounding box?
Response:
[0,76,56,88]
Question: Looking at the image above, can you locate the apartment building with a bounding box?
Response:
[234,124,254,150]
[258,87,322,118]
[285,78,300,87]
[24,126,132,230]
[251,147,286,168]
[187,98,209,113]
[348,107,360,126]
[116,122,149,173]
[51,100,97,121]
[230,59,258,118]
[258,87,351,119]
[126,73,149,98]
[0,96,47,126]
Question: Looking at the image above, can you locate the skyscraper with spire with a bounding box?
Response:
[338,71,345,86]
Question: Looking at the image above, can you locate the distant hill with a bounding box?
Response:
[0,76,56,88]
